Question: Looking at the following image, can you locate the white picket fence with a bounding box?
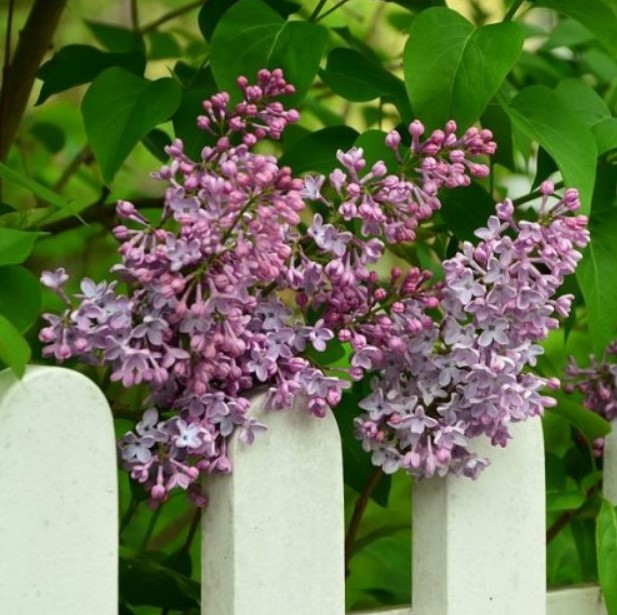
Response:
[0,366,612,615]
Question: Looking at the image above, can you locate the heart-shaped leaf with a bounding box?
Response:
[279,126,358,175]
[555,79,617,155]
[404,8,523,130]
[504,85,597,212]
[209,0,327,106]
[37,45,145,104]
[199,0,300,41]
[321,48,411,120]
[82,68,181,184]
[577,205,617,355]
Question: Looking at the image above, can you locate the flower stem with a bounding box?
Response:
[503,0,525,22]
[512,181,564,207]
[308,0,328,22]
[344,467,383,576]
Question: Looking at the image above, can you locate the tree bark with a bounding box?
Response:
[0,0,68,161]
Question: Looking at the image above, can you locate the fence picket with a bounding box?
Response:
[1,365,615,615]
[201,392,345,614]
[0,366,117,615]
[411,419,546,615]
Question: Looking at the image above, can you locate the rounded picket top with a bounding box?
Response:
[202,391,345,615]
[0,366,117,615]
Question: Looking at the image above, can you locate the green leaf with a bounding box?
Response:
[142,129,172,163]
[597,499,617,615]
[532,0,617,57]
[481,100,514,170]
[86,21,145,54]
[321,48,411,120]
[209,0,327,106]
[119,556,199,610]
[0,228,45,265]
[541,18,593,51]
[305,339,348,368]
[173,62,216,90]
[577,205,617,355]
[404,8,523,130]
[504,85,597,212]
[0,163,77,213]
[146,31,181,60]
[173,88,217,161]
[555,79,617,155]
[199,0,300,41]
[439,181,495,243]
[36,45,145,104]
[547,488,585,512]
[29,122,66,153]
[581,48,617,84]
[0,266,42,333]
[332,26,382,64]
[354,130,399,172]
[548,393,612,442]
[571,517,598,582]
[335,380,391,507]
[82,68,182,184]
[0,315,30,378]
[279,126,359,175]
[0,208,57,230]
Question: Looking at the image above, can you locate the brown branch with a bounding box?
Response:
[344,467,383,576]
[130,0,140,31]
[0,0,68,162]
[0,0,16,169]
[140,0,204,34]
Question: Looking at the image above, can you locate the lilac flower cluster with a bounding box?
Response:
[40,69,348,506]
[565,344,617,421]
[564,342,617,455]
[40,68,590,505]
[303,120,494,244]
[351,183,589,478]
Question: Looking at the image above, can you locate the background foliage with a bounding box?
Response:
[2,0,617,612]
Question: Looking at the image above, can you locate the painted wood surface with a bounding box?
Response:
[412,419,546,615]
[201,392,345,615]
[0,366,117,615]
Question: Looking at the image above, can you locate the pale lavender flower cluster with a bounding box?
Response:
[352,183,589,478]
[40,70,348,506]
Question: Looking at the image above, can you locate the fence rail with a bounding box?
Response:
[0,367,612,614]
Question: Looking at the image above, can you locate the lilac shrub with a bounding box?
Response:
[40,69,589,506]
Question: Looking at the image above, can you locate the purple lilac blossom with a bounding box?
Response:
[351,183,589,479]
[40,70,347,507]
[39,68,589,506]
